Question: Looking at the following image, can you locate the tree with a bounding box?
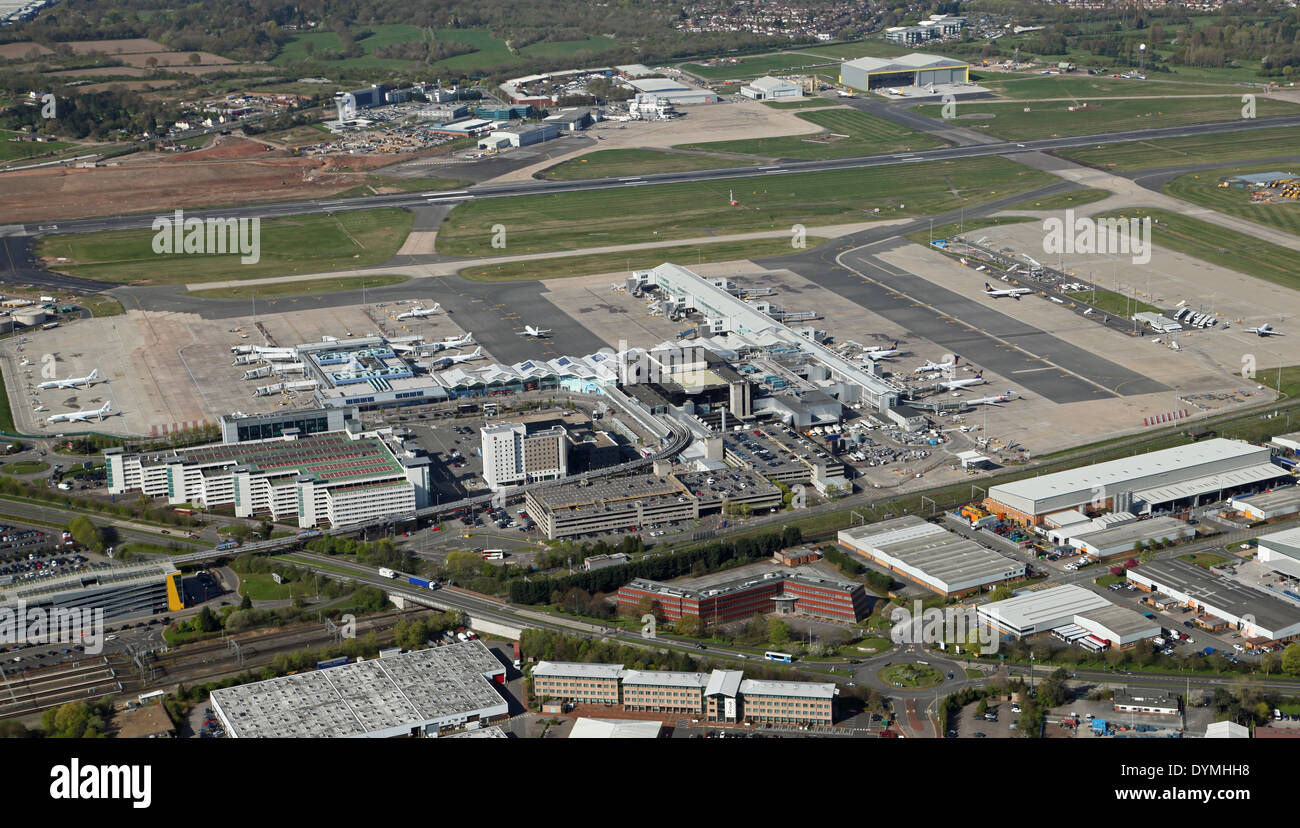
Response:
[673,615,703,637]
[988,585,1013,602]
[239,593,252,610]
[1282,643,1300,676]
[767,618,790,647]
[145,56,158,68]
[196,606,221,633]
[67,515,103,553]
[187,52,202,66]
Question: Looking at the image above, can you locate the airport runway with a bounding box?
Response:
[13,114,1300,239]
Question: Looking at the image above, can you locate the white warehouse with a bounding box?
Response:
[985,438,1288,524]
[838,515,1024,596]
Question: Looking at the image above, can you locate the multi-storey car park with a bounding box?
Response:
[0,561,185,630]
[105,426,431,528]
[837,515,1025,597]
[530,663,837,725]
[209,641,508,738]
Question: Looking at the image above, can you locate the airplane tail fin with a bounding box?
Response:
[89,369,99,381]
[976,370,983,379]
[984,283,993,291]
[431,303,440,313]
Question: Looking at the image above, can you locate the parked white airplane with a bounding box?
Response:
[517,325,552,338]
[941,370,985,391]
[47,401,112,424]
[861,341,900,361]
[913,356,959,374]
[1246,323,1286,337]
[38,368,99,390]
[984,282,1033,300]
[396,303,440,320]
[435,347,484,368]
[965,390,1016,407]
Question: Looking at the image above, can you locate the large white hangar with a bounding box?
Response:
[838,515,1024,597]
[984,438,1288,525]
[1256,526,1300,578]
[976,585,1159,646]
[838,52,969,91]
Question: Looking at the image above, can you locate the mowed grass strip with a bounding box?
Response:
[762,98,841,110]
[916,97,1300,142]
[1058,126,1300,171]
[1094,207,1300,291]
[1064,289,1159,316]
[36,208,414,285]
[0,129,72,162]
[539,149,757,181]
[439,156,1053,258]
[675,106,946,159]
[458,237,826,282]
[903,215,1037,247]
[982,75,1241,100]
[1004,188,1111,210]
[188,274,409,299]
[1163,165,1300,239]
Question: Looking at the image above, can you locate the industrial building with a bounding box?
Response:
[210,642,508,738]
[617,570,872,624]
[1128,559,1300,642]
[105,427,431,528]
[984,439,1288,524]
[530,663,836,725]
[1070,516,1195,560]
[838,53,970,91]
[976,585,1111,638]
[543,107,596,131]
[1230,487,1300,521]
[1256,526,1300,578]
[739,76,804,100]
[625,77,719,105]
[1114,688,1180,717]
[569,718,662,738]
[0,561,184,628]
[481,421,568,491]
[477,122,561,150]
[838,516,1024,596]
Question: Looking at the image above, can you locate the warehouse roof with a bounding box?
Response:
[988,439,1264,504]
[1133,463,1288,506]
[978,585,1111,630]
[1131,559,1300,634]
[1075,604,1161,640]
[209,642,506,738]
[1231,486,1300,514]
[1073,516,1191,551]
[839,516,1022,591]
[843,52,968,73]
[1258,526,1300,558]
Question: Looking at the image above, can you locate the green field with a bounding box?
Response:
[1181,552,1230,569]
[458,237,826,281]
[916,97,1300,142]
[676,106,946,159]
[878,662,942,689]
[981,75,1242,100]
[1005,188,1111,210]
[1058,126,1300,171]
[1065,289,1159,317]
[0,461,48,475]
[437,156,1055,257]
[239,572,293,601]
[539,149,755,181]
[0,366,14,433]
[682,54,839,81]
[188,274,409,299]
[1163,165,1300,239]
[1094,207,1300,292]
[0,130,72,162]
[272,24,428,69]
[81,296,124,317]
[37,209,414,285]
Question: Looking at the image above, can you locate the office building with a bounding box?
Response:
[617,570,871,624]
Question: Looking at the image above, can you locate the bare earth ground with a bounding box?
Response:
[0,136,413,223]
[0,42,52,59]
[490,99,830,183]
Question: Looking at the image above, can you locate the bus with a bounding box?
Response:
[764,651,794,663]
[482,550,504,560]
[173,507,193,516]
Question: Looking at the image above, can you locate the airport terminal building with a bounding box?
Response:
[106,427,431,528]
[984,439,1288,524]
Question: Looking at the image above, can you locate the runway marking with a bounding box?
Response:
[1012,367,1056,374]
